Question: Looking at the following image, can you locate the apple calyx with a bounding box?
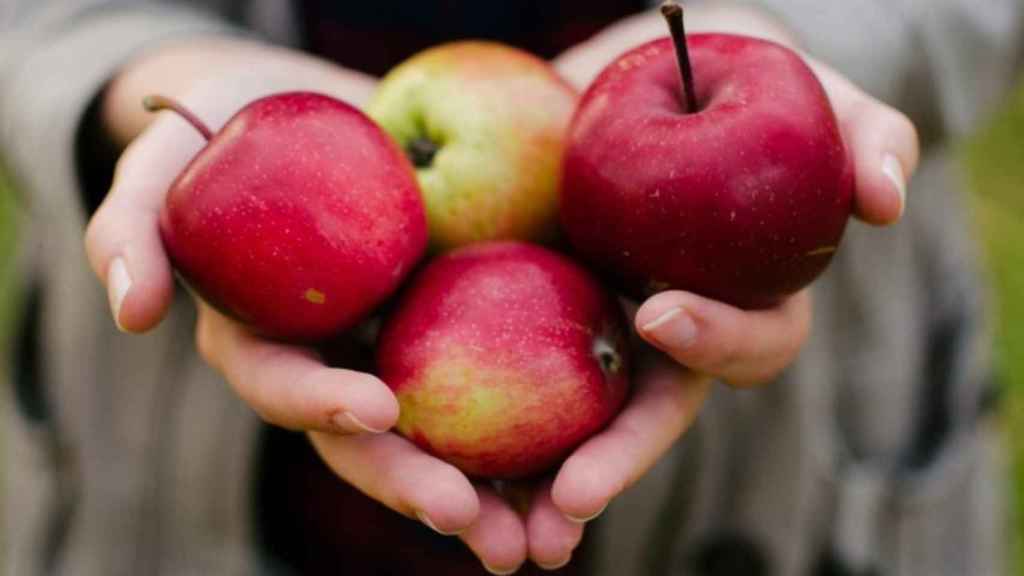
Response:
[593,336,623,379]
[406,136,439,168]
[142,94,214,141]
[660,1,699,114]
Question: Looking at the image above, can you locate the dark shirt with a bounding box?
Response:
[299,0,647,75]
[77,1,646,217]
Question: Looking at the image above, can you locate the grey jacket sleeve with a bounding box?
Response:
[0,1,239,216]
[726,0,1023,140]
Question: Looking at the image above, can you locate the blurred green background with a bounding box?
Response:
[0,84,1022,569]
[0,166,16,374]
[963,80,1024,573]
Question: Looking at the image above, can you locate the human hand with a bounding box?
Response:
[525,4,921,570]
[85,37,377,333]
[85,36,576,574]
[83,37,512,567]
[454,291,801,571]
[196,304,531,574]
[84,38,399,429]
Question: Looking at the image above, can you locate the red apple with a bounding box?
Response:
[376,242,630,479]
[560,7,854,308]
[153,92,428,341]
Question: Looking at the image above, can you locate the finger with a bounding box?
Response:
[635,289,811,387]
[551,355,710,523]
[309,431,480,537]
[809,59,920,226]
[84,200,173,333]
[84,116,207,332]
[196,302,399,434]
[460,487,529,575]
[526,480,585,571]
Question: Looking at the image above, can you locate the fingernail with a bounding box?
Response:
[332,411,388,434]
[416,510,461,536]
[566,502,607,524]
[537,554,573,571]
[882,154,906,218]
[641,307,697,350]
[482,561,521,576]
[107,257,131,331]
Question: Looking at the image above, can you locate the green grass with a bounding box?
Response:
[969,197,1024,573]
[963,80,1024,574]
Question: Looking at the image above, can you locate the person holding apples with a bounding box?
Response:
[1,1,1019,575]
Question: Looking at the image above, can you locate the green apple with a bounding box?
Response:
[367,41,578,251]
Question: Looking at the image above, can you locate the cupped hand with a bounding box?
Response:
[502,290,807,570]
[81,40,532,572]
[524,7,921,569]
[198,302,525,572]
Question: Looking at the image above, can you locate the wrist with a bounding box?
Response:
[102,38,376,146]
[103,37,257,146]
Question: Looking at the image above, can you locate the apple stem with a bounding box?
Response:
[142,94,214,141]
[660,1,699,114]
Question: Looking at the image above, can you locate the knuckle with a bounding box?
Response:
[893,112,921,165]
[83,205,117,260]
[791,318,811,358]
[252,406,279,426]
[705,336,742,376]
[893,110,916,137]
[846,97,876,132]
[245,382,286,427]
[194,314,218,366]
[113,139,143,180]
[780,300,812,363]
[83,212,103,251]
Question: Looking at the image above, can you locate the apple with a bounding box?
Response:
[151,92,427,341]
[560,3,854,309]
[376,241,630,479]
[367,42,578,252]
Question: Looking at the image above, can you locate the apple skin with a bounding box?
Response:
[160,92,428,341]
[376,242,630,479]
[560,34,855,309]
[367,42,578,252]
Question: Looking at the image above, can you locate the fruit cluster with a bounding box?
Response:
[154,6,852,480]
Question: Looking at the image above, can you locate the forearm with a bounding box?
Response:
[555,2,797,89]
[104,38,377,147]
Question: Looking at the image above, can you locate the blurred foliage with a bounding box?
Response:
[963,79,1024,575]
[0,168,17,342]
[0,164,14,572]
